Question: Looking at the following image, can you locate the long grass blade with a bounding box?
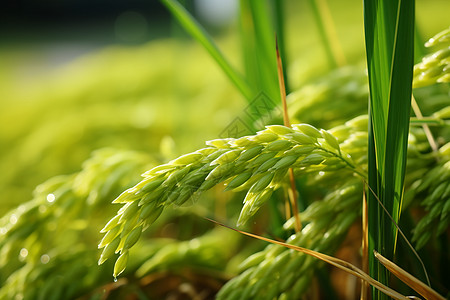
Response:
[239,0,280,106]
[206,218,409,300]
[374,251,445,300]
[363,0,415,298]
[161,0,253,100]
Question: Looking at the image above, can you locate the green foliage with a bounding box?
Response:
[98,120,365,276]
[411,145,450,249]
[287,67,369,128]
[136,227,240,277]
[413,27,450,88]
[238,0,280,103]
[0,2,449,299]
[161,0,252,100]
[363,0,415,297]
[99,107,449,298]
[0,149,153,299]
[0,40,243,213]
[217,179,362,299]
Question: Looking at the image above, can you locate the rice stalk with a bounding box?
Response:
[361,185,370,300]
[212,218,409,300]
[411,143,450,249]
[413,27,450,88]
[99,121,367,277]
[287,66,369,128]
[0,149,153,299]
[217,179,364,299]
[364,1,415,297]
[276,37,301,232]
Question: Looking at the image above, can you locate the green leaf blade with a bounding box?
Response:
[161,0,253,100]
[364,0,415,299]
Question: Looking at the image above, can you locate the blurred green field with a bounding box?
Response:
[1,0,447,213]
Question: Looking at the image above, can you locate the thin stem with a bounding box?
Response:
[206,218,409,300]
[411,95,439,154]
[284,189,292,220]
[361,185,369,300]
[276,37,301,232]
[365,183,431,287]
[287,168,301,231]
[410,117,446,126]
[276,38,291,128]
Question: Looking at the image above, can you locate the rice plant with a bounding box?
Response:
[0,0,449,299]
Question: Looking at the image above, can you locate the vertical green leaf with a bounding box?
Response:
[363,0,415,299]
[272,0,289,94]
[239,0,280,106]
[161,0,252,100]
[163,0,284,125]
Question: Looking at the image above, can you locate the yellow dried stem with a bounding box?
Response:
[374,251,445,300]
[276,37,302,232]
[207,218,409,300]
[361,185,369,300]
[411,95,439,155]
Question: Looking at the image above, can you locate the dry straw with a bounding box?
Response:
[374,251,445,300]
[97,109,448,297]
[211,218,409,300]
[217,179,363,299]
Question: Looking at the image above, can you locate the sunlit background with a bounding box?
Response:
[0,0,245,212]
[1,0,447,212]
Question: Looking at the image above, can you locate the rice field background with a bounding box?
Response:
[0,0,449,299]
